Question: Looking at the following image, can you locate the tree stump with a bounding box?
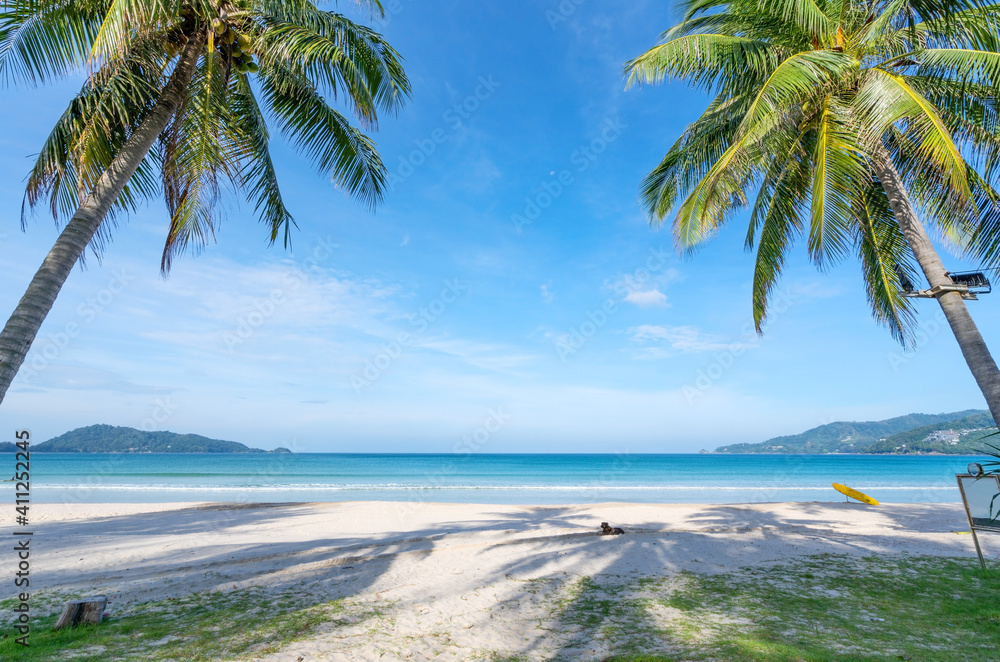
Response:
[53,596,107,630]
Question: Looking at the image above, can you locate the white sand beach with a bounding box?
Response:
[5,501,990,660]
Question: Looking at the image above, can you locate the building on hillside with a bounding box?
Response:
[925,430,960,444]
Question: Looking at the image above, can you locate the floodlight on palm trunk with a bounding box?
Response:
[900,270,992,299]
[626,0,1000,424]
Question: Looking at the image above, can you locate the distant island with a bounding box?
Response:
[715,410,997,455]
[0,425,292,453]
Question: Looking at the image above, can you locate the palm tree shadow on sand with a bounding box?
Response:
[10,500,982,660]
[464,502,978,661]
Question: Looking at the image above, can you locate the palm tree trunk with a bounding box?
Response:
[875,153,1000,426]
[0,29,207,408]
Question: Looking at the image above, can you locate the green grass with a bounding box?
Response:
[0,586,371,661]
[554,576,663,657]
[591,555,1000,662]
[5,556,998,661]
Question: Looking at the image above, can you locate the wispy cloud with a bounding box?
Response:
[606,266,682,308]
[416,338,539,375]
[624,289,667,307]
[540,282,554,304]
[629,324,731,356]
[16,364,173,395]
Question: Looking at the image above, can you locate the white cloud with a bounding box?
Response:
[631,346,674,360]
[788,281,844,300]
[416,338,539,375]
[607,266,682,307]
[624,289,668,307]
[14,364,172,395]
[630,325,731,354]
[540,283,554,304]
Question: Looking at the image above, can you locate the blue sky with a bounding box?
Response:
[0,0,995,452]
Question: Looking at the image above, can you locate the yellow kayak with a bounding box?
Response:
[833,483,879,506]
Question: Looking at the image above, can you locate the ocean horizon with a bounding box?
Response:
[5,452,986,505]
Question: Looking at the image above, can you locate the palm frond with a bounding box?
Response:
[754,0,833,39]
[227,72,295,247]
[640,93,751,222]
[858,0,908,37]
[918,48,1000,89]
[808,96,865,267]
[735,49,856,145]
[256,7,409,127]
[881,124,979,250]
[89,0,187,66]
[854,180,919,344]
[857,68,971,203]
[672,139,756,250]
[259,59,388,210]
[916,2,1000,50]
[625,34,780,95]
[910,77,1000,177]
[0,0,104,85]
[679,0,832,37]
[964,170,1000,265]
[160,46,241,273]
[749,128,811,330]
[22,41,164,228]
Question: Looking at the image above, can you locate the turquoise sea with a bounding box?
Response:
[2,453,988,504]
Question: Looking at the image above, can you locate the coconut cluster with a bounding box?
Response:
[211,17,258,74]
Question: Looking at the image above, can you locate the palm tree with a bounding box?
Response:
[0,0,409,406]
[626,0,1000,423]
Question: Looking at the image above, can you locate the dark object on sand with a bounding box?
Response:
[54,596,108,630]
[600,522,625,535]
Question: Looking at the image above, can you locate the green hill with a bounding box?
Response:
[8,425,292,453]
[864,411,996,454]
[715,410,993,454]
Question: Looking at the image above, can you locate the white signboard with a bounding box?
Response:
[956,473,1000,569]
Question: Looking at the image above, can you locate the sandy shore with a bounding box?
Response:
[2,500,989,660]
